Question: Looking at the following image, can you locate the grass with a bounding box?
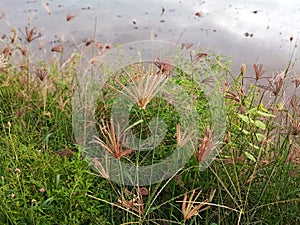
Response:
[0,27,299,224]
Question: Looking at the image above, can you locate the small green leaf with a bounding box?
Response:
[255,133,265,142]
[216,60,224,68]
[248,108,258,114]
[254,120,266,130]
[124,119,143,132]
[258,103,268,112]
[238,114,252,124]
[41,196,55,208]
[56,174,61,188]
[43,133,52,143]
[249,142,260,150]
[248,107,275,117]
[256,111,276,117]
[245,151,256,162]
[242,129,250,135]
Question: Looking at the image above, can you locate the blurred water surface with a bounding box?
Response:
[0,0,299,75]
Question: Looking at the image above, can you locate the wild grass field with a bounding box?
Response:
[0,27,299,225]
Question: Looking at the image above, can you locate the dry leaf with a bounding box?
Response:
[66,14,76,22]
[51,45,63,52]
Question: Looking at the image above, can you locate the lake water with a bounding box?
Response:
[0,0,299,76]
